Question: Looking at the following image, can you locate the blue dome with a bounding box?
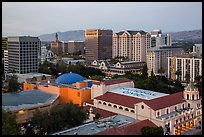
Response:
[55,73,84,84]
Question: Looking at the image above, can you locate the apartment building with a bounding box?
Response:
[85,29,113,63]
[167,54,202,82]
[7,36,40,74]
[112,30,151,62]
[146,45,183,76]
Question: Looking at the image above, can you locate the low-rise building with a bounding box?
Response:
[88,81,202,135]
[89,60,146,76]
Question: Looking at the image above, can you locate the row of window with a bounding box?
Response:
[175,114,194,124]
[98,101,135,113]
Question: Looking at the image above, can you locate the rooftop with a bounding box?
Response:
[52,114,137,135]
[109,87,169,100]
[93,78,133,86]
[2,89,59,111]
[96,119,157,135]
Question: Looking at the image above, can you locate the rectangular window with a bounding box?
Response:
[77,92,80,97]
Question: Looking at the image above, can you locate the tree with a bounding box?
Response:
[8,75,19,92]
[141,126,164,135]
[31,76,37,82]
[150,69,155,78]
[2,109,20,135]
[41,75,46,80]
[141,64,148,79]
[175,70,182,81]
[30,103,88,134]
[94,113,102,120]
[158,67,165,76]
[185,73,190,82]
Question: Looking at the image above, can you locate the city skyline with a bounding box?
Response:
[2,2,202,37]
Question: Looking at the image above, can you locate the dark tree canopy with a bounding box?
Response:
[30,103,88,135]
[2,109,20,135]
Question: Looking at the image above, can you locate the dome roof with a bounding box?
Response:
[56,72,84,84]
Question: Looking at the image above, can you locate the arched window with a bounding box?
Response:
[191,114,194,118]
[182,104,185,109]
[176,120,178,124]
[192,95,195,100]
[157,112,160,116]
[113,105,117,108]
[175,106,177,111]
[184,117,186,121]
[108,104,112,107]
[119,106,123,110]
[99,101,102,104]
[166,109,169,114]
[180,118,182,122]
[103,102,107,105]
[188,103,190,108]
[131,110,135,113]
[141,105,144,109]
[187,94,189,100]
[125,108,129,111]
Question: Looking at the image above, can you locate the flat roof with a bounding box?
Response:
[2,89,59,111]
[6,73,52,78]
[52,114,137,135]
[109,87,169,100]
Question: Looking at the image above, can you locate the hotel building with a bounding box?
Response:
[85,29,113,63]
[146,45,183,76]
[167,54,202,82]
[112,30,151,62]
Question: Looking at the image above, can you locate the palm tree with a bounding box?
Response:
[158,67,165,76]
[175,70,182,81]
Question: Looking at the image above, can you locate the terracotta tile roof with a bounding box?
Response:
[83,105,116,118]
[95,92,144,108]
[95,91,185,110]
[93,78,133,85]
[95,119,157,135]
[145,91,185,110]
[85,99,94,105]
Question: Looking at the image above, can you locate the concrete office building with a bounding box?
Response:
[167,54,202,82]
[85,29,113,63]
[7,36,40,74]
[112,30,151,62]
[68,40,84,54]
[146,45,183,76]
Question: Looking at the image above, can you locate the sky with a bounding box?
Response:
[2,2,202,37]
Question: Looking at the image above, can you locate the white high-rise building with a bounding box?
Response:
[4,50,8,74]
[146,45,183,76]
[150,29,172,47]
[7,36,41,74]
[168,54,202,82]
[112,30,151,62]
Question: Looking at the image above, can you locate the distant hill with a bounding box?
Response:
[38,29,202,43]
[39,30,85,42]
[164,29,202,43]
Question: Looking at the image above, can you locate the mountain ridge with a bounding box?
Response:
[38,29,202,43]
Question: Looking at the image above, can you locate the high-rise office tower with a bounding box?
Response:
[7,36,41,74]
[112,30,151,62]
[85,29,113,63]
[68,40,84,55]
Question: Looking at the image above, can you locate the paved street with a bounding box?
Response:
[181,127,202,135]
